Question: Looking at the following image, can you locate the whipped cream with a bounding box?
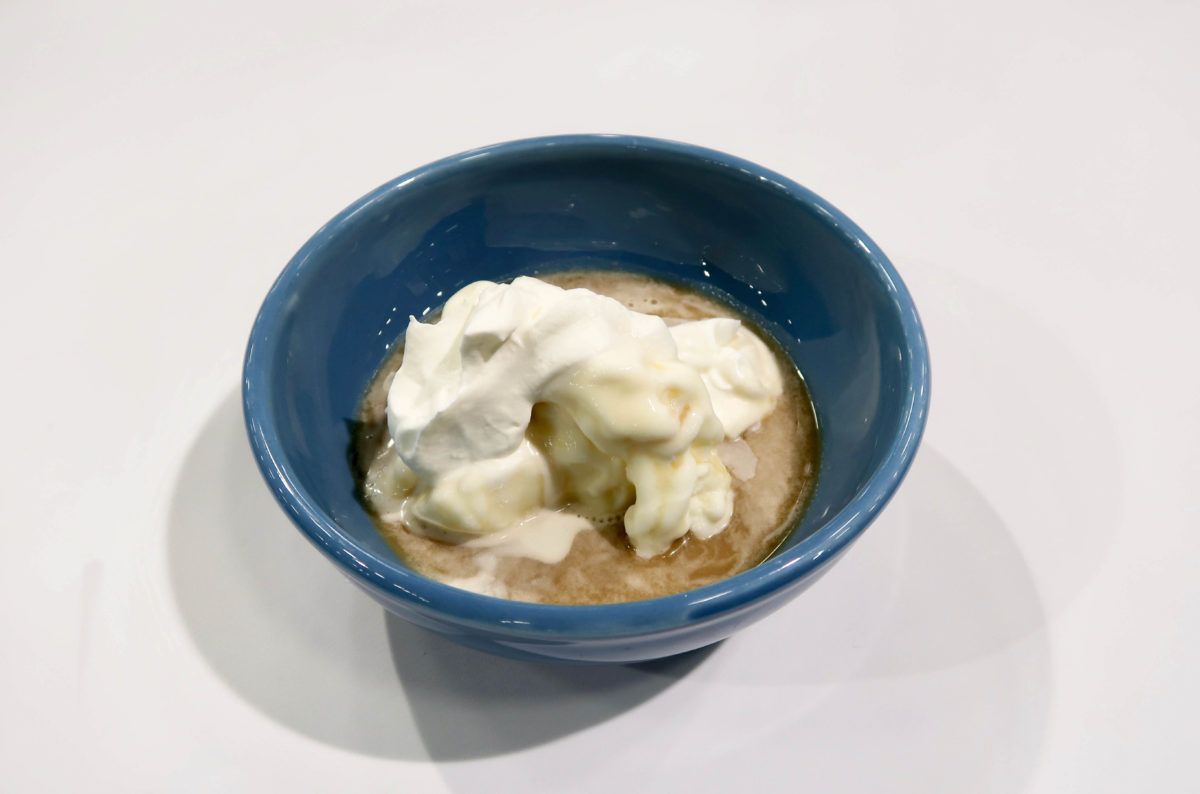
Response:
[382,276,783,558]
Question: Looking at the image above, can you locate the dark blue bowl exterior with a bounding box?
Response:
[243,135,930,663]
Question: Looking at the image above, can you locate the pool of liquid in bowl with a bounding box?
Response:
[350,269,820,604]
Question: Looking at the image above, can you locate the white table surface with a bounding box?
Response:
[4,1,1197,791]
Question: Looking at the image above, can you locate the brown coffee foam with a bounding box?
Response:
[351,270,819,604]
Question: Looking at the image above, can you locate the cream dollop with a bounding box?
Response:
[382,276,783,558]
[669,318,785,438]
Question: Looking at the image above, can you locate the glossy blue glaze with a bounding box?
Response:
[243,135,930,663]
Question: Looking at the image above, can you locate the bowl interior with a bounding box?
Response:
[250,138,921,586]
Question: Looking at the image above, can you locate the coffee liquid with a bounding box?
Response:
[351,270,819,604]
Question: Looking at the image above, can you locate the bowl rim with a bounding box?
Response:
[243,133,930,639]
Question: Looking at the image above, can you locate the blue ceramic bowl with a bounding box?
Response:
[243,135,929,663]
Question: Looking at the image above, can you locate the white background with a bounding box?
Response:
[3,1,1197,791]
